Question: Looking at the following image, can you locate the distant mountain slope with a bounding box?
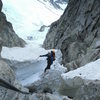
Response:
[38,0,68,10]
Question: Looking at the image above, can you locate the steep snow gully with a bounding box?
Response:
[15,59,47,86]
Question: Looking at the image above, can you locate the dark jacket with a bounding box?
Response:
[40,51,55,72]
[40,51,55,65]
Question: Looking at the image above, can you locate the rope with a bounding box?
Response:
[0,78,30,94]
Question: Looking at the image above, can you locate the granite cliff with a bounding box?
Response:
[0,0,25,47]
[43,0,100,70]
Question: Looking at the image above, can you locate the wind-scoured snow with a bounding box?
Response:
[62,59,100,81]
[37,0,67,10]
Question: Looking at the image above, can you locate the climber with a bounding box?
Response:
[40,49,55,72]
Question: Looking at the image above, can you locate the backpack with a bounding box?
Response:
[50,51,55,63]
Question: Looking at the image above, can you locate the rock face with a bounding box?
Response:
[49,0,68,9]
[27,70,63,93]
[0,60,16,100]
[41,0,68,10]
[0,0,25,47]
[0,0,2,12]
[43,0,100,70]
[26,70,70,100]
[0,60,30,100]
[73,80,100,100]
[0,37,2,58]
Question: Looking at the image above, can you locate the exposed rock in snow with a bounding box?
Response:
[0,0,25,47]
[74,80,100,100]
[27,70,63,93]
[39,25,49,32]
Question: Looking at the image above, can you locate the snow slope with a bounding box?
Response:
[2,0,66,40]
[62,59,100,81]
[1,41,47,61]
[1,0,67,61]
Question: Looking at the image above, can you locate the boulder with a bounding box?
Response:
[0,60,16,100]
[59,58,100,98]
[59,76,86,97]
[0,12,26,47]
[74,80,100,100]
[65,48,100,71]
[0,60,31,100]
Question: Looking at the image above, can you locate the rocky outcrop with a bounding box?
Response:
[0,60,31,100]
[43,0,100,70]
[27,70,63,93]
[0,0,25,47]
[41,0,68,10]
[0,0,2,12]
[74,80,100,100]
[26,70,70,100]
[49,0,68,9]
[59,77,100,99]
[58,58,100,98]
[0,62,70,100]
[39,25,49,32]
[0,60,17,100]
[59,76,85,97]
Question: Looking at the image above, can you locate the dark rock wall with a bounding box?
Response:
[43,0,100,70]
[0,0,2,12]
[0,0,26,47]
